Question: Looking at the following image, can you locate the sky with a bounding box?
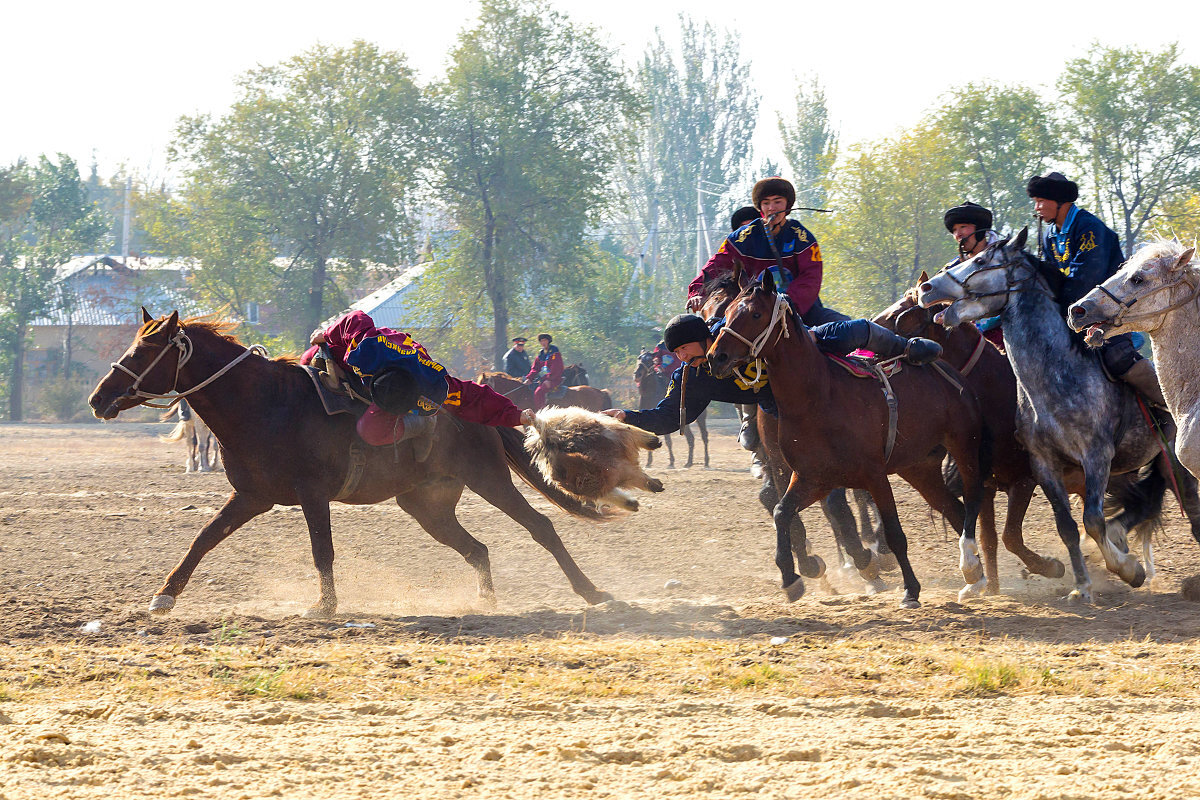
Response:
[4,0,1196,185]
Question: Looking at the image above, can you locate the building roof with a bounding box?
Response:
[320,263,431,329]
[30,254,210,327]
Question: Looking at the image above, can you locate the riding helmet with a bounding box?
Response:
[943,202,993,233]
[663,314,712,352]
[751,177,796,211]
[1026,172,1079,204]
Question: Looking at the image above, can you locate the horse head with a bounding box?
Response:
[89,308,182,420]
[919,228,1033,328]
[1069,241,1197,342]
[708,272,784,379]
[875,271,946,340]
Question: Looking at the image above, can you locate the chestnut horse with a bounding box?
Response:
[709,272,988,608]
[477,371,611,413]
[88,310,613,618]
[874,278,1065,593]
[633,356,709,468]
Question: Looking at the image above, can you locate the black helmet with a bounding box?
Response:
[943,202,993,233]
[663,314,711,352]
[370,366,421,416]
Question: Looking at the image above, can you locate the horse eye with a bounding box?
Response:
[752,312,762,319]
[1130,275,1144,285]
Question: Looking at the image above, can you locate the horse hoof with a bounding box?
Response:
[985,582,1001,596]
[958,579,987,602]
[148,595,176,616]
[899,593,921,610]
[864,577,888,595]
[1126,562,1147,589]
[1045,559,1066,579]
[784,578,806,602]
[302,605,335,619]
[587,591,615,605]
[800,555,826,580]
[1065,589,1092,606]
[647,478,665,493]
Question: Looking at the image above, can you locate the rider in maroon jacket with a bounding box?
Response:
[523,333,565,410]
[302,310,530,448]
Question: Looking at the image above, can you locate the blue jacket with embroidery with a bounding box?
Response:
[346,334,449,415]
[1039,206,1123,311]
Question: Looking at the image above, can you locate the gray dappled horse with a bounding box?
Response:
[919,229,1200,603]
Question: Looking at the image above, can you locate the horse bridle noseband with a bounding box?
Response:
[110,327,266,409]
[937,248,1055,307]
[717,290,792,359]
[1090,268,1200,328]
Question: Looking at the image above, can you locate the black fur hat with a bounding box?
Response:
[663,314,711,352]
[370,366,420,416]
[537,333,552,343]
[751,177,795,211]
[943,202,993,233]
[730,205,760,231]
[1026,172,1078,204]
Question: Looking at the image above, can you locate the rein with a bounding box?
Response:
[111,328,266,410]
[718,291,792,359]
[937,249,1057,309]
[1092,270,1200,328]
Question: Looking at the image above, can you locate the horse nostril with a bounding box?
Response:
[919,283,932,293]
[1070,304,1085,317]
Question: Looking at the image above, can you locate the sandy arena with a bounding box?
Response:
[2,420,1200,799]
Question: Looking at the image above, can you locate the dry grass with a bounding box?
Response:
[3,632,1199,707]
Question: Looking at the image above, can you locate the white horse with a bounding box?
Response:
[160,399,222,473]
[1069,240,1198,476]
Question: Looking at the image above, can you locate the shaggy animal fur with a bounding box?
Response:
[525,408,665,512]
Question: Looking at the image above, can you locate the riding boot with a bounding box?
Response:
[864,322,943,365]
[738,405,759,451]
[397,414,437,462]
[1121,358,1169,411]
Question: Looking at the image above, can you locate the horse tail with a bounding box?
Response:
[1105,462,1166,550]
[159,418,192,443]
[496,425,606,521]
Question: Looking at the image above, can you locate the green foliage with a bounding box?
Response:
[167,40,425,345]
[430,0,639,367]
[779,78,838,209]
[626,16,758,305]
[930,82,1059,232]
[1059,43,1200,255]
[34,376,93,422]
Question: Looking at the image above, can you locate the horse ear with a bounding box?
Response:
[731,259,743,290]
[1173,246,1196,272]
[165,310,180,333]
[760,269,777,295]
[918,270,929,284]
[141,307,153,324]
[1013,226,1029,251]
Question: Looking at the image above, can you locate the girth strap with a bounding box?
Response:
[334,441,368,501]
[869,361,900,464]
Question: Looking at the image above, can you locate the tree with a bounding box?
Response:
[778,78,838,209]
[930,83,1059,232]
[820,129,957,317]
[430,0,639,368]
[626,16,758,306]
[1059,43,1200,255]
[169,40,425,343]
[0,155,108,420]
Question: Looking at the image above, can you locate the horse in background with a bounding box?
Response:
[633,352,709,468]
[562,363,590,386]
[160,399,221,473]
[90,309,613,618]
[477,371,611,413]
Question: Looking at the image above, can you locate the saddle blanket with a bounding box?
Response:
[825,351,903,380]
[304,366,368,417]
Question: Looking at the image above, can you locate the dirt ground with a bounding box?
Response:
[2,421,1200,799]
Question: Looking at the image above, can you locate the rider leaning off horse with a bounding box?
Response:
[303,310,533,454]
[943,201,1005,350]
[603,312,943,434]
[1027,171,1167,409]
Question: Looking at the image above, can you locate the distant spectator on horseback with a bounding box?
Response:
[687,177,848,326]
[1027,171,1166,408]
[503,336,531,378]
[523,333,565,411]
[943,202,1004,348]
[302,310,532,453]
[603,312,942,435]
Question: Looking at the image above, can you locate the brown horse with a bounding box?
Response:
[88,310,613,618]
[633,356,709,468]
[873,278,1065,593]
[708,271,988,608]
[477,371,611,413]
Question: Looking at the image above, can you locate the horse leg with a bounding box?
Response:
[681,423,695,468]
[698,410,710,467]
[463,470,612,605]
[1170,456,1200,547]
[396,479,496,603]
[821,489,885,593]
[978,484,1000,595]
[151,491,273,615]
[1083,461,1146,589]
[297,491,338,618]
[1000,478,1065,581]
[865,478,921,608]
[900,459,986,601]
[774,477,827,602]
[853,488,895,571]
[663,432,675,468]
[1034,465,1093,604]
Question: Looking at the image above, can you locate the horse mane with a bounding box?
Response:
[140,314,300,364]
[1127,238,1197,273]
[702,273,740,299]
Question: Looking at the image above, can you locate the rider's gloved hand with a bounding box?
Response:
[903,338,943,365]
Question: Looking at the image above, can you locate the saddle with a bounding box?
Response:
[549,382,570,400]
[825,350,904,380]
[305,350,369,417]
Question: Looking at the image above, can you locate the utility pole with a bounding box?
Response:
[121,176,132,265]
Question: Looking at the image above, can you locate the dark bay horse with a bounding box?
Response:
[920,230,1200,603]
[633,355,709,468]
[88,310,613,618]
[709,273,988,608]
[477,371,611,413]
[697,275,892,592]
[874,279,1064,593]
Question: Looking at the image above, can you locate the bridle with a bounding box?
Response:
[935,247,1055,307]
[716,289,792,361]
[110,326,266,409]
[1089,266,1200,329]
